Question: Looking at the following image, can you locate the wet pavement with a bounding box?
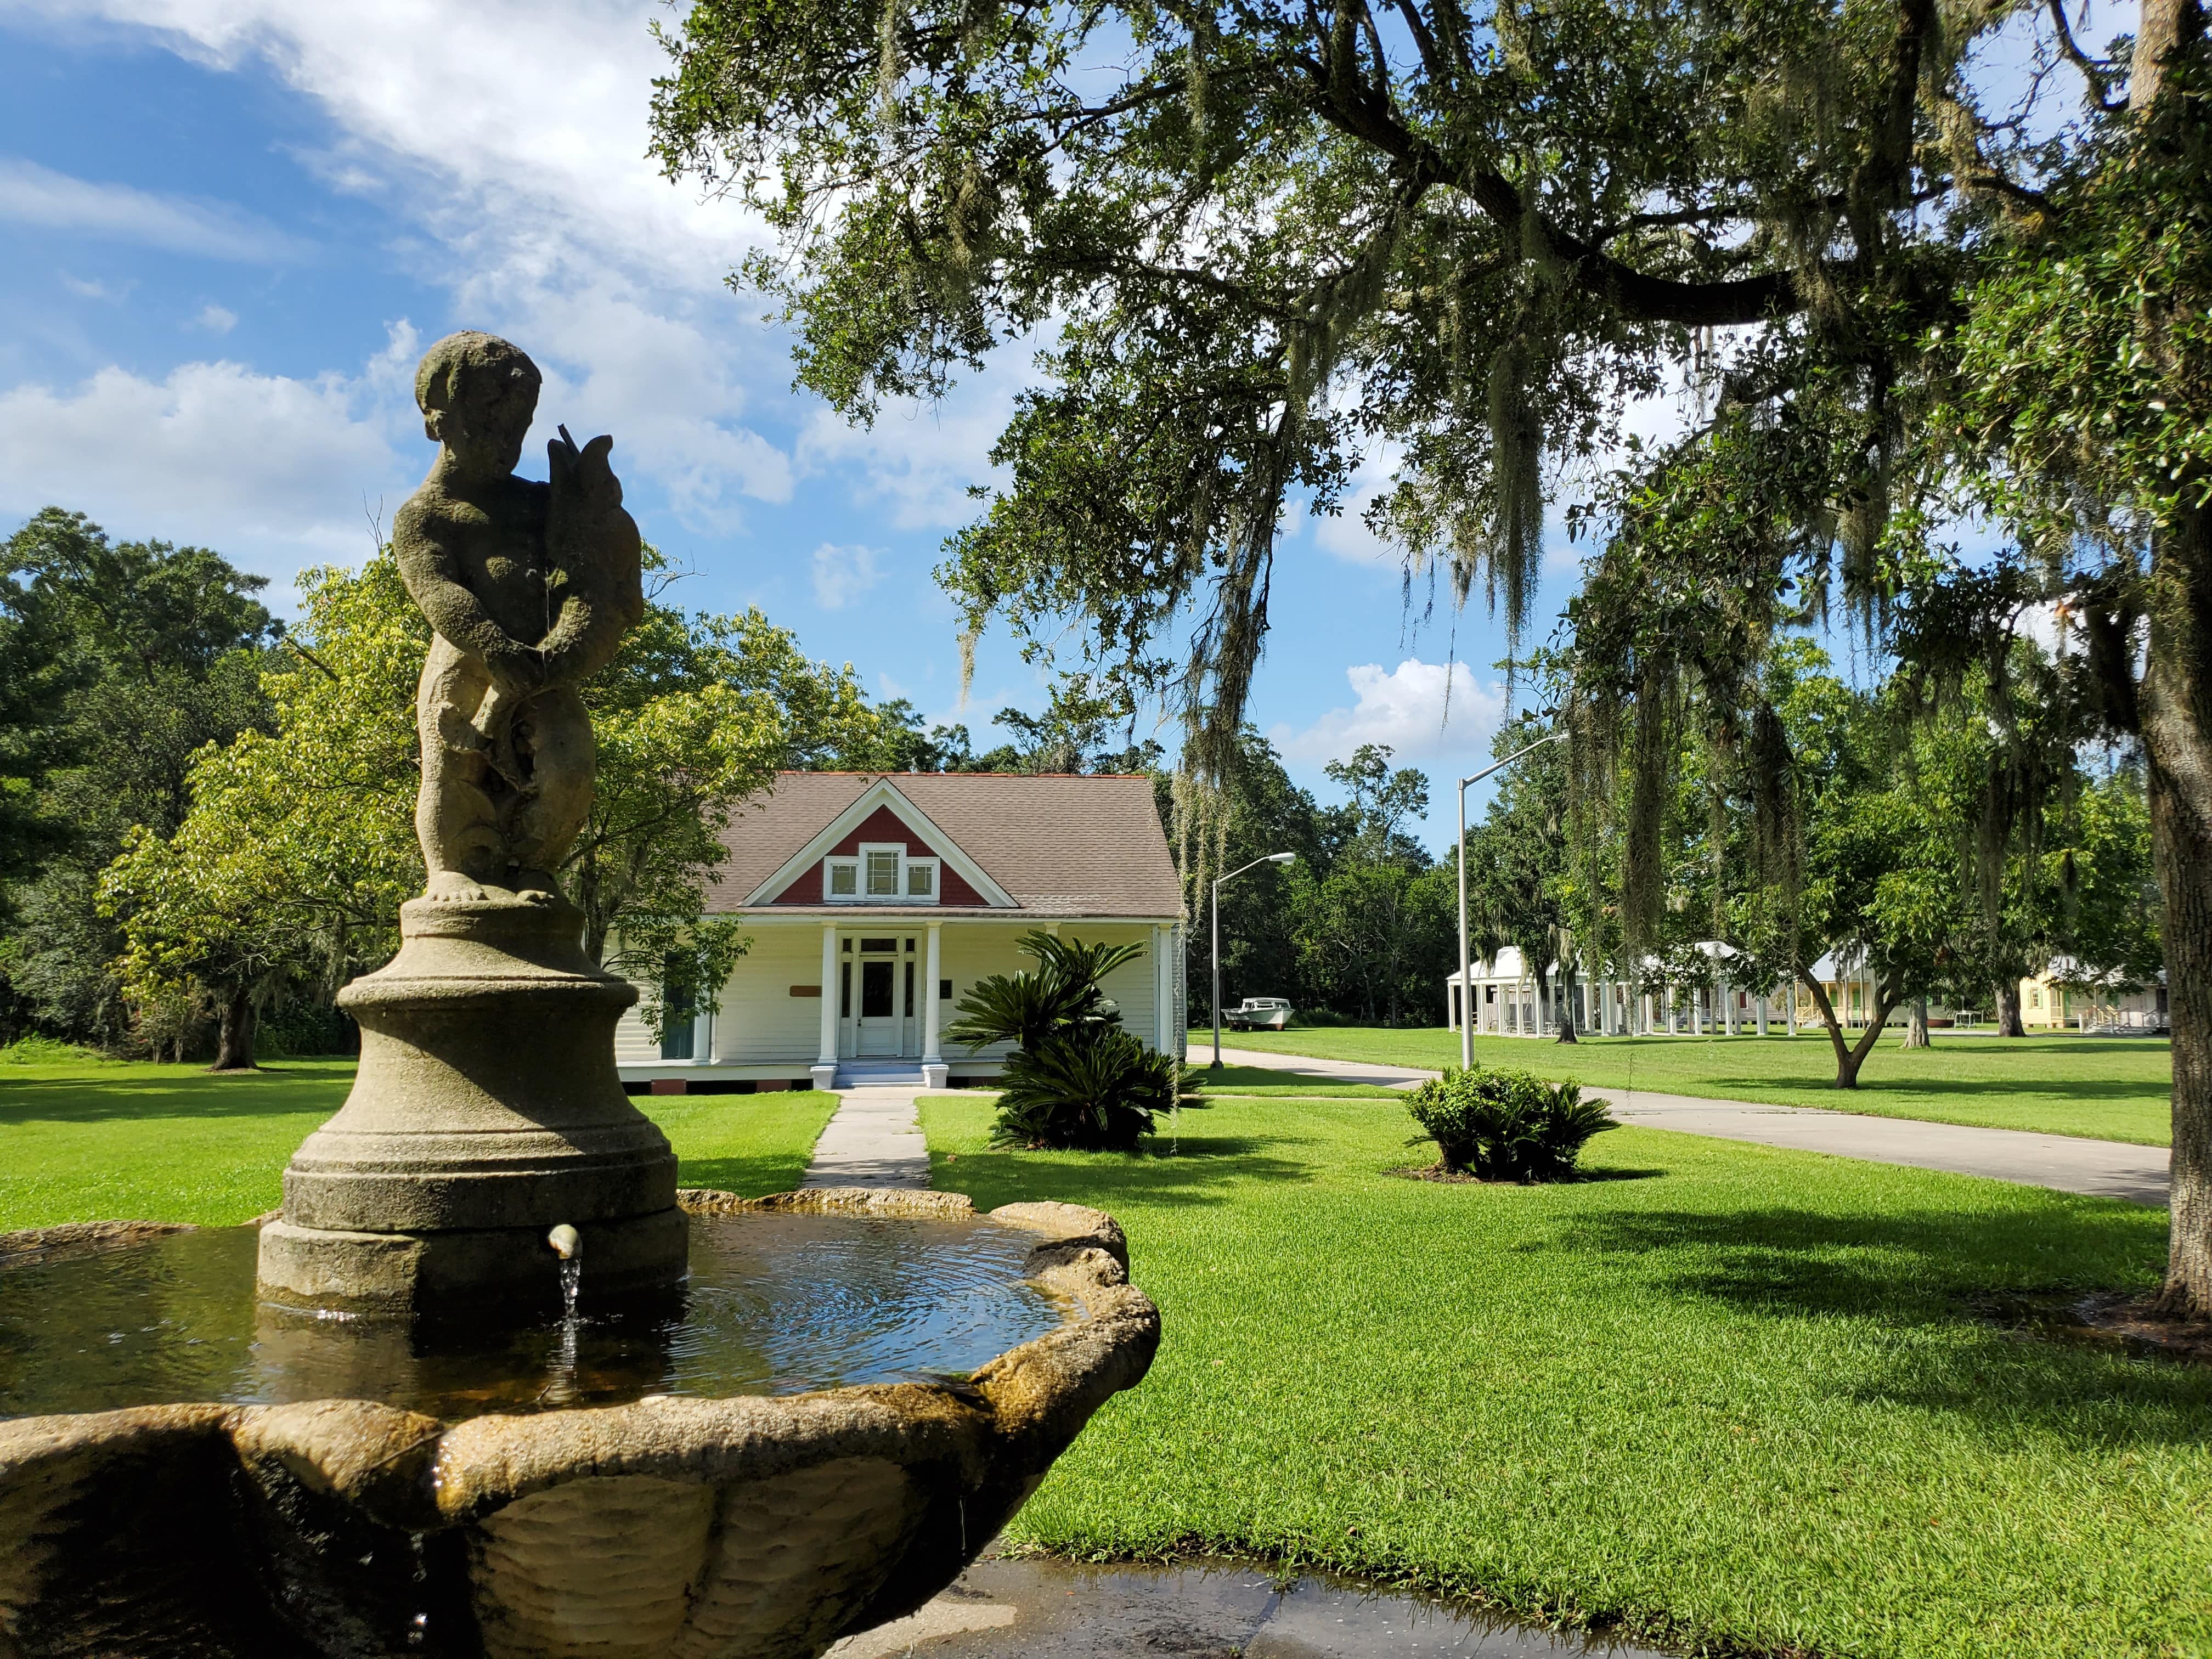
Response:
[828,1556,1668,1658]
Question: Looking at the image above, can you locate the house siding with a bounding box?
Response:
[765,805,991,907]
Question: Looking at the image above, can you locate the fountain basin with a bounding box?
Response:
[0,1189,1158,1659]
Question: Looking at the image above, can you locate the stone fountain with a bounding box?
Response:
[0,334,1157,1659]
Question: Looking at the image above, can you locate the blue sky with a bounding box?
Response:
[7,3,2096,850]
[0,0,1606,852]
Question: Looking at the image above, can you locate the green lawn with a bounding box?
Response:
[1183,1062,1411,1100]
[923,1091,2200,1659]
[1207,1026,2176,1146]
[0,1055,837,1229]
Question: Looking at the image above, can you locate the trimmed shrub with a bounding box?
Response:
[1406,1064,1618,1181]
[948,930,1189,1152]
[991,1026,1183,1152]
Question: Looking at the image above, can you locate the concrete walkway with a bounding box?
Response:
[1212,1045,2170,1206]
[801,1086,931,1188]
[829,1553,1661,1658]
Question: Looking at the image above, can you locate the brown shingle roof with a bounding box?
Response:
[702,772,1183,919]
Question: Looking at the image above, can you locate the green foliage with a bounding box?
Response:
[1178,730,1454,1028]
[98,553,431,1062]
[1405,1064,1617,1181]
[992,1026,1182,1153]
[96,547,893,1063]
[0,1034,100,1066]
[647,0,2071,769]
[946,932,1140,1053]
[0,509,275,1048]
[950,930,1174,1151]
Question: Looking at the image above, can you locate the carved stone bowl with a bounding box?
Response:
[0,1189,1158,1659]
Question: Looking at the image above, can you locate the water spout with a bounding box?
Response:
[546,1224,580,1260]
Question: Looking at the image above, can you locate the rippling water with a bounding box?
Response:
[0,1212,1065,1421]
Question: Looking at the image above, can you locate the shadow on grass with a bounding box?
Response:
[0,1065,355,1124]
[1561,1202,2207,1439]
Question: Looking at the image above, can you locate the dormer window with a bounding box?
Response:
[865,848,900,896]
[823,844,941,905]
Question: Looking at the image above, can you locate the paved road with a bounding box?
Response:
[1212,1045,2171,1207]
[802,1087,931,1188]
[1212,1045,1433,1091]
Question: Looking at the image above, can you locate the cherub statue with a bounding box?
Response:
[392,332,643,904]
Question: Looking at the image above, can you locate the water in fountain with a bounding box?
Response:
[0,1210,1064,1422]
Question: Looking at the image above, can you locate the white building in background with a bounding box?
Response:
[1446,943,2170,1037]
[1446,941,1788,1037]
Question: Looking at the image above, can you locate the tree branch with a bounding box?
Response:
[2046,0,2128,112]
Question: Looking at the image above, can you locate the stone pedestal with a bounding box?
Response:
[256,896,686,1319]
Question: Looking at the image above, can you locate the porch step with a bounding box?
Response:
[832,1062,931,1089]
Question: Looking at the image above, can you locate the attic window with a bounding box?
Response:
[865,848,900,896]
[820,843,942,905]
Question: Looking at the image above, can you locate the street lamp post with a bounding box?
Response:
[1211,852,1296,1069]
[1456,732,1569,1069]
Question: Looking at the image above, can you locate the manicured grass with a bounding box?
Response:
[0,1056,838,1229]
[1209,1026,2175,1146]
[650,1090,839,1198]
[924,1091,2199,1659]
[1184,1062,1410,1100]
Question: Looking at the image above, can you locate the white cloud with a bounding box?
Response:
[13,0,760,284]
[810,542,884,610]
[1313,447,1404,567]
[1273,659,1507,766]
[0,157,309,261]
[59,272,132,301]
[797,370,1020,531]
[0,323,420,577]
[191,302,237,333]
[4,1,797,531]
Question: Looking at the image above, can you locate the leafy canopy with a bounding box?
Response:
[650,0,2059,768]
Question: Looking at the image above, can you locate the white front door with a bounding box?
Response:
[851,935,915,1057]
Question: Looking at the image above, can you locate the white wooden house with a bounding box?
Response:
[1446,941,1791,1037]
[613,771,1186,1092]
[1446,944,2169,1037]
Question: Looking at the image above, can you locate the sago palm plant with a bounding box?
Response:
[946,930,1183,1152]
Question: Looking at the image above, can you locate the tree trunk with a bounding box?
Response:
[2148,493,2212,1317]
[1996,980,2025,1037]
[1901,997,1931,1048]
[1800,969,1897,1088]
[2132,0,2205,114]
[210,986,257,1071]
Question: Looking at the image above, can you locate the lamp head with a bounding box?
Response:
[1269,852,1295,862]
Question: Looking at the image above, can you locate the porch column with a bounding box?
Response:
[811,922,838,1091]
[921,921,946,1088]
[1154,925,1174,1049]
[1756,994,1769,1036]
[1720,977,1734,1035]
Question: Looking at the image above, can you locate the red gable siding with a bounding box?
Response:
[768,804,990,905]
